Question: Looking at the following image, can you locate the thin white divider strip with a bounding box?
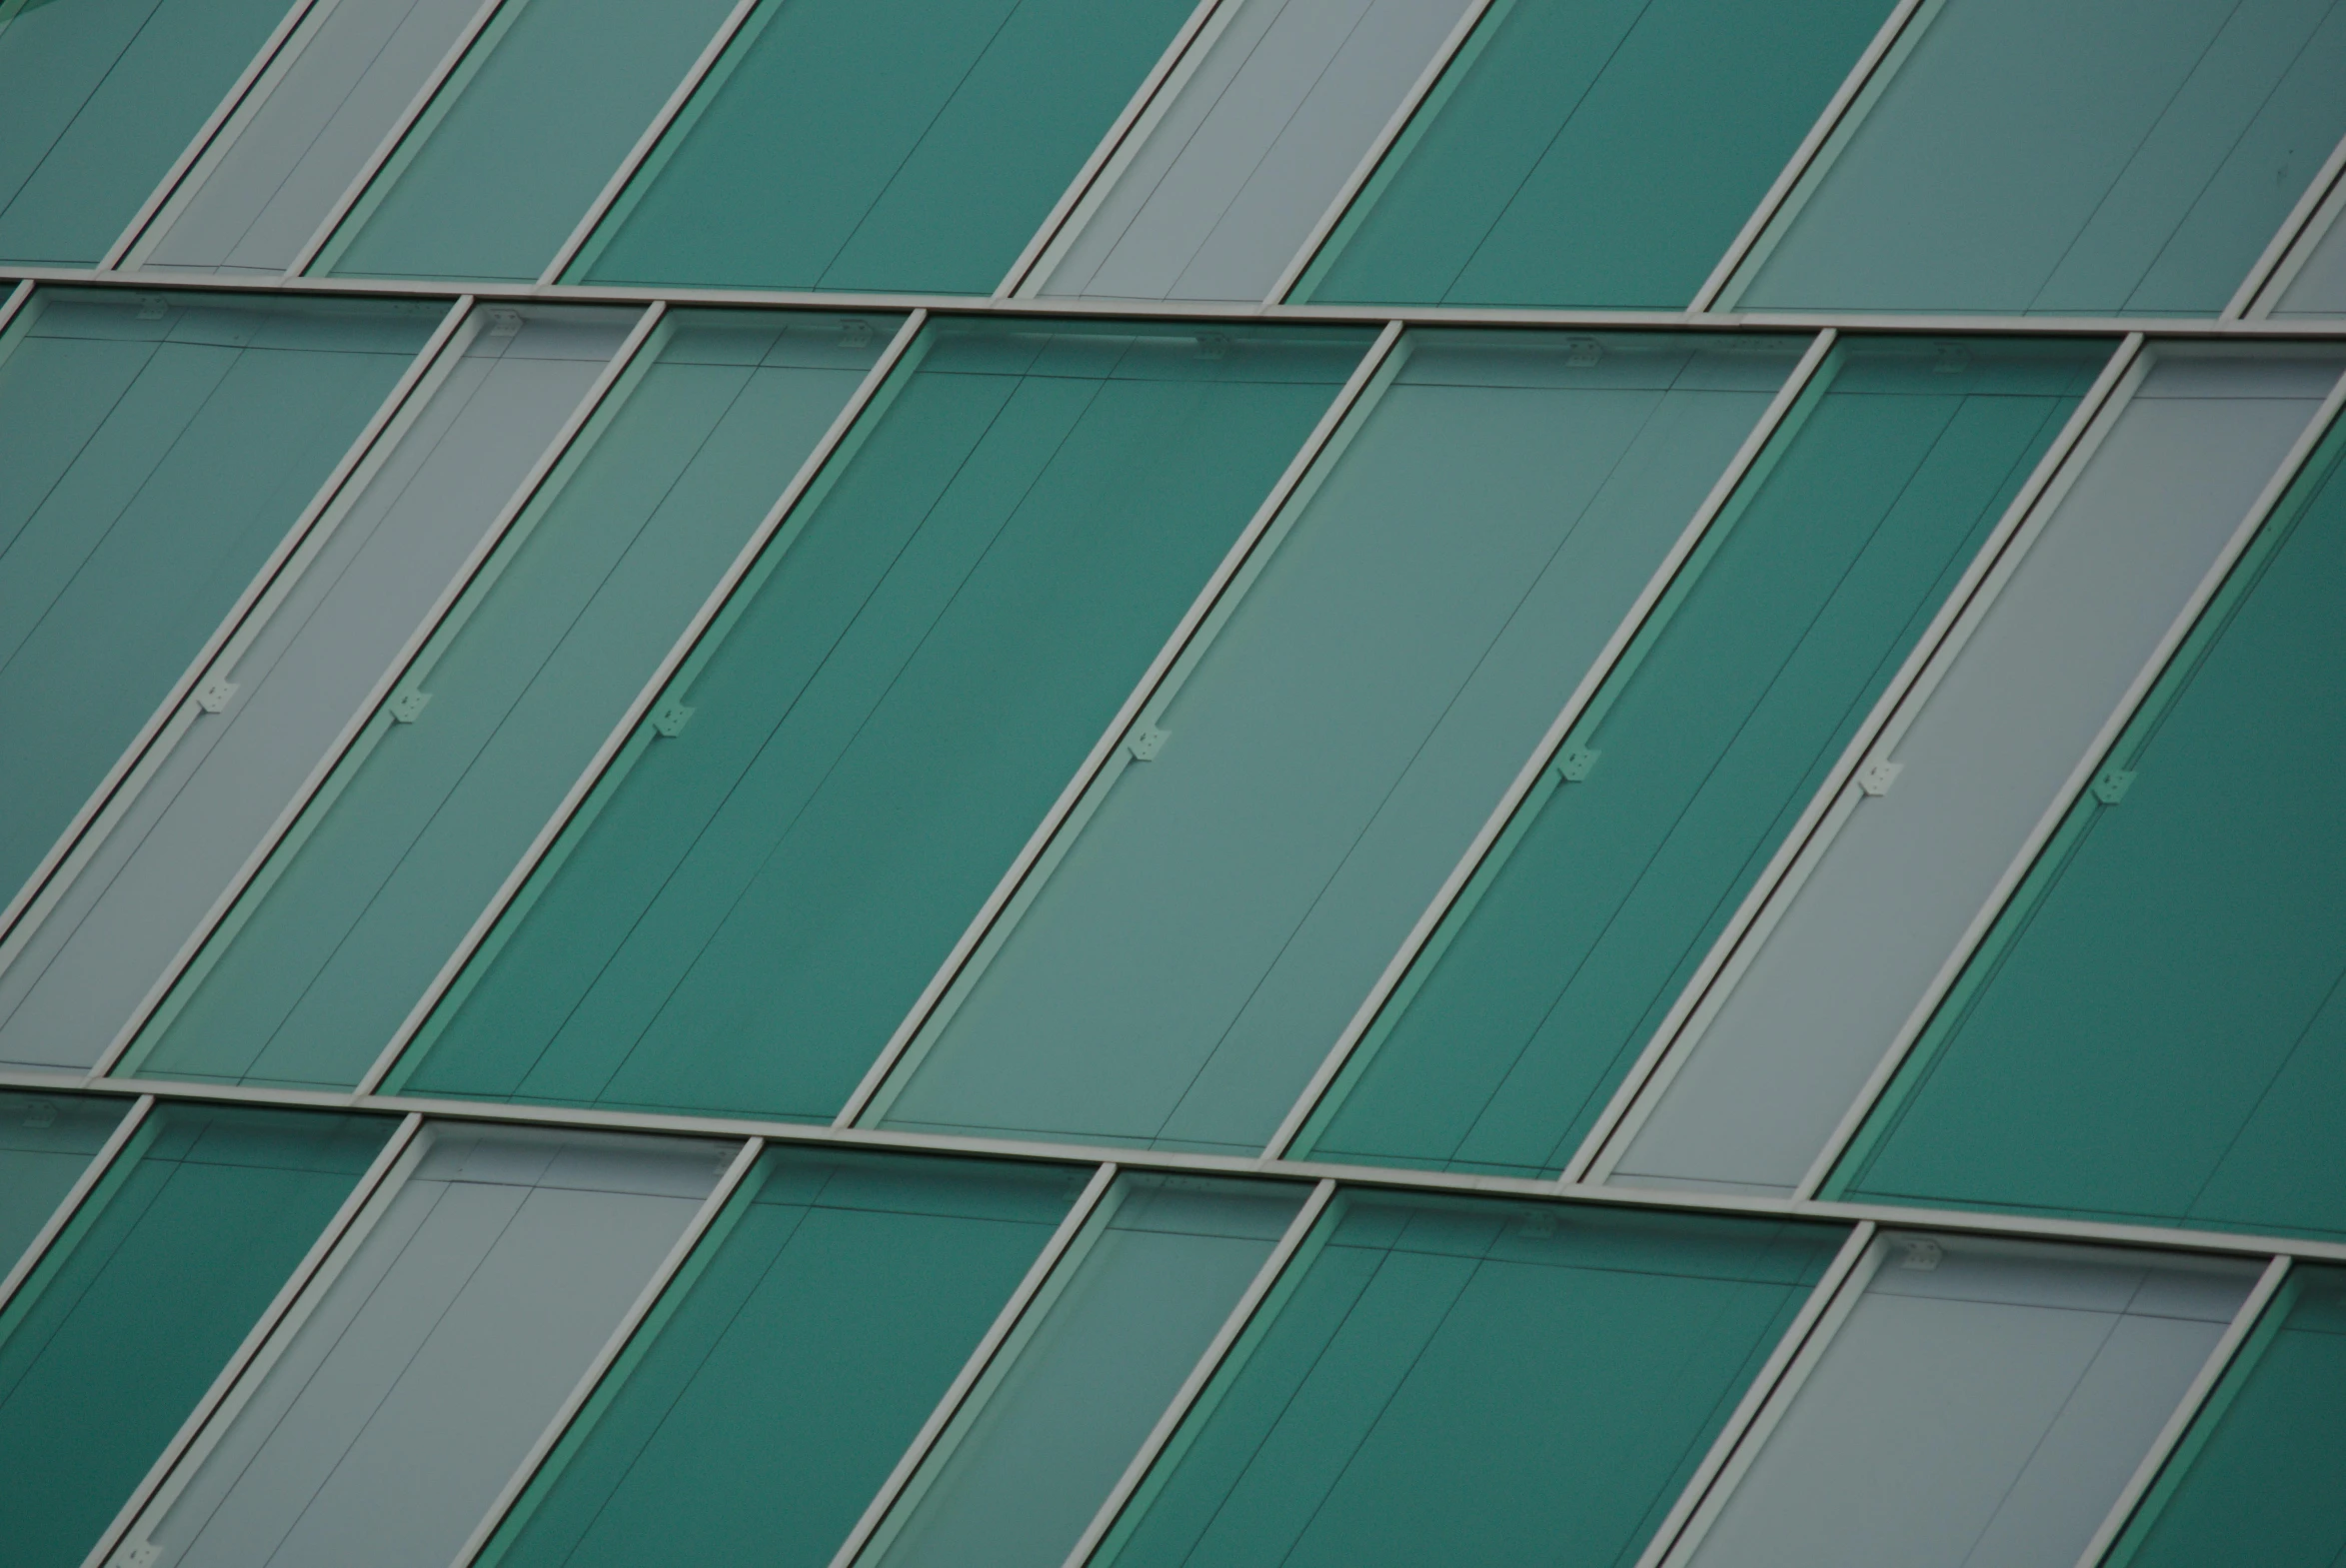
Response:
[86,299,658,1081]
[1630,1220,1877,1568]
[447,1133,769,1568]
[823,1161,1123,1568]
[355,307,928,1095]
[536,0,766,285]
[2068,1253,2290,1568]
[1260,0,1500,306]
[0,277,29,330]
[1258,327,1838,1161]
[1793,353,2346,1200]
[95,0,334,272]
[2228,130,2346,320]
[996,0,1235,299]
[832,318,1406,1128]
[0,1094,153,1320]
[282,0,510,279]
[0,294,474,968]
[1684,0,1928,314]
[1059,1177,1337,1568]
[77,1111,426,1568]
[1569,331,2149,1184]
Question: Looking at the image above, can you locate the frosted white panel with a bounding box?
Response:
[118,1123,725,1568]
[1684,1237,2254,1568]
[1036,0,1472,303]
[138,0,488,277]
[0,308,630,1074]
[1609,350,2346,1195]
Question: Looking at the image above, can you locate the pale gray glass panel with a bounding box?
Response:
[0,1090,126,1277]
[866,1176,1301,1568]
[1613,351,2345,1196]
[1037,0,1472,303]
[0,308,629,1076]
[877,331,1800,1155]
[140,0,488,277]
[1686,1238,2253,1568]
[2274,200,2346,315]
[121,1123,723,1568]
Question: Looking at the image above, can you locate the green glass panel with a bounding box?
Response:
[0,0,292,265]
[124,310,892,1091]
[1294,0,1893,309]
[0,1091,128,1276]
[477,1146,1080,1568]
[392,320,1370,1122]
[1833,410,2346,1239]
[1096,1194,1841,1568]
[321,0,738,282]
[1734,0,2346,315]
[571,0,1194,293]
[1300,337,2104,1178]
[0,1102,390,1568]
[874,330,1803,1155]
[0,289,431,918]
[2111,1266,2346,1568]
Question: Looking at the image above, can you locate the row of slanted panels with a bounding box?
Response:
[0,1095,2338,1568]
[5,0,2346,312]
[5,290,2346,1239]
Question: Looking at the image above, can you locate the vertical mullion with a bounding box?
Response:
[2230,129,2346,320]
[1793,354,2346,1200]
[355,307,929,1095]
[1058,1177,1337,1568]
[0,1093,153,1320]
[1258,327,1838,1163]
[834,318,1406,1130]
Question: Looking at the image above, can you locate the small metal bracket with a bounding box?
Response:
[1129,725,1169,762]
[1933,344,1969,375]
[21,1099,56,1129]
[387,690,431,725]
[483,308,524,337]
[2090,768,2135,805]
[112,1543,160,1568]
[135,297,168,322]
[840,317,872,348]
[1566,338,1602,368]
[194,677,238,715]
[1555,743,1599,784]
[652,699,695,739]
[1896,1237,1944,1271]
[1857,758,1902,796]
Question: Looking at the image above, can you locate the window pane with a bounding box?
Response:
[570,0,1195,293]
[0,1091,129,1277]
[1833,406,2346,1239]
[1295,0,1894,308]
[392,320,1372,1123]
[0,0,292,265]
[1097,1195,1841,1568]
[1686,1237,2254,1568]
[0,1102,392,1568]
[1036,0,1477,304]
[875,331,1803,1156]
[2275,199,2346,316]
[1731,0,2346,315]
[1630,349,2345,1197]
[0,290,432,947]
[118,1125,727,1568]
[320,0,737,282]
[122,310,896,1091]
[1300,337,2105,1179]
[478,1147,1083,1568]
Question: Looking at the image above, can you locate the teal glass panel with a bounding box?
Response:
[1832,409,2346,1239]
[476,1147,1081,1568]
[1299,337,2105,1178]
[0,0,292,265]
[1094,1194,1841,1568]
[122,310,893,1091]
[570,0,1195,293]
[0,289,431,918]
[0,1091,128,1276]
[0,1102,390,1568]
[867,1175,1304,1568]
[391,320,1371,1122]
[1293,0,1894,309]
[1732,0,2346,315]
[320,0,738,282]
[874,331,1804,1156]
[2109,1266,2346,1568]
